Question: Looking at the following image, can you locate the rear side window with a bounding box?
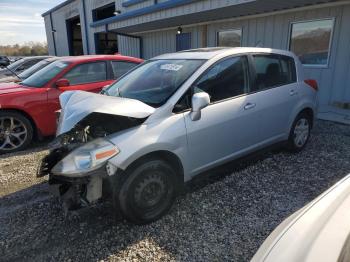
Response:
[111,61,138,79]
[64,62,107,85]
[194,56,249,103]
[252,54,296,92]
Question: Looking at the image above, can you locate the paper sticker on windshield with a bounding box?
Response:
[160,64,183,71]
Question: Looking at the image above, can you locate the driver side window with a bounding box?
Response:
[64,62,107,85]
[194,56,249,103]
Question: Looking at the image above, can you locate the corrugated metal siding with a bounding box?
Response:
[113,0,255,29]
[205,4,350,107]
[122,0,154,12]
[138,24,205,59]
[44,16,55,55]
[45,0,84,55]
[118,35,141,57]
[43,0,350,107]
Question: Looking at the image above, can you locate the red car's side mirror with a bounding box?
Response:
[56,78,70,88]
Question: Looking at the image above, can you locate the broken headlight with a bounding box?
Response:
[51,138,119,177]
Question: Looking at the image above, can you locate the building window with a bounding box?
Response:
[95,32,118,54]
[289,19,334,66]
[92,3,116,22]
[217,29,242,47]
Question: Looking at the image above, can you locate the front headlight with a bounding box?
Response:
[52,138,119,177]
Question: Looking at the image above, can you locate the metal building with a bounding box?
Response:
[42,0,350,123]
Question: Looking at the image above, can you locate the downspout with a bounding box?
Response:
[49,12,57,56]
[81,0,90,54]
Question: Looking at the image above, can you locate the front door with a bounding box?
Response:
[184,55,264,175]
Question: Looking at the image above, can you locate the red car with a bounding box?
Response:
[0,55,143,153]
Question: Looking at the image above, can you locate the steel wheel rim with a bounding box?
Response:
[134,172,167,210]
[0,117,28,151]
[293,118,309,148]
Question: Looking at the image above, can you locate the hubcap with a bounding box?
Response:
[0,117,27,151]
[293,118,309,147]
[134,173,166,210]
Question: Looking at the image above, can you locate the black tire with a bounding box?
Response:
[115,159,178,225]
[0,111,33,154]
[286,112,311,153]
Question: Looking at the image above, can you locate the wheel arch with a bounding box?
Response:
[123,150,185,188]
[297,107,314,128]
[0,108,40,139]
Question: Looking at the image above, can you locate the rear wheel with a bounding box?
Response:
[0,111,33,154]
[116,159,178,225]
[286,112,311,152]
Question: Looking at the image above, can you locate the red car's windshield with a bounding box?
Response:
[21,60,70,87]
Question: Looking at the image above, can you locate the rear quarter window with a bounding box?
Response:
[252,54,297,92]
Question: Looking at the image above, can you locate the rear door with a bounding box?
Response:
[248,54,299,141]
[111,60,140,79]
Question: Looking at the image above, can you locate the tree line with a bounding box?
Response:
[0,42,48,56]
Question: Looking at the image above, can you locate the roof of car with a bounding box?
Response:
[152,47,296,60]
[60,54,143,63]
[21,56,53,60]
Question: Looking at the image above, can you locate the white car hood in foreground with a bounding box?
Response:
[252,174,350,262]
[57,91,155,135]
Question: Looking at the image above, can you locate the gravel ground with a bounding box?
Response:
[0,120,349,262]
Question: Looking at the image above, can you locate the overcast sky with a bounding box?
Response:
[0,0,65,45]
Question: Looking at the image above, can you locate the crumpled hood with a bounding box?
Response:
[57,90,156,135]
[0,82,29,95]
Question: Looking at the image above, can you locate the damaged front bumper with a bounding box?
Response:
[37,147,116,212]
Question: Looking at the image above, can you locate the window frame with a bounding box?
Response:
[173,54,252,113]
[62,61,108,86]
[92,2,116,22]
[248,53,297,94]
[110,60,139,79]
[216,28,243,47]
[288,18,335,68]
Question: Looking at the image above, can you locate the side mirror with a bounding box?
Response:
[56,78,70,88]
[190,92,210,121]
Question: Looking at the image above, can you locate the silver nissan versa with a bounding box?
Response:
[38,47,318,224]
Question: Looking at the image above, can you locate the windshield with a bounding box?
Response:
[18,59,51,79]
[7,58,24,70]
[105,59,205,107]
[21,60,70,88]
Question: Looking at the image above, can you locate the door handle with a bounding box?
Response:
[290,90,298,96]
[244,102,256,110]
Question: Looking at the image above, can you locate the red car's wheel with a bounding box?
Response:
[0,111,33,154]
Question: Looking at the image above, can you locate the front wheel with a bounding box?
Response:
[116,159,178,225]
[286,113,311,152]
[0,111,33,154]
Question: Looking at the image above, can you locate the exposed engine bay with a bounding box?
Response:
[37,112,146,212]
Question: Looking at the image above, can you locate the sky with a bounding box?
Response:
[0,0,65,45]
